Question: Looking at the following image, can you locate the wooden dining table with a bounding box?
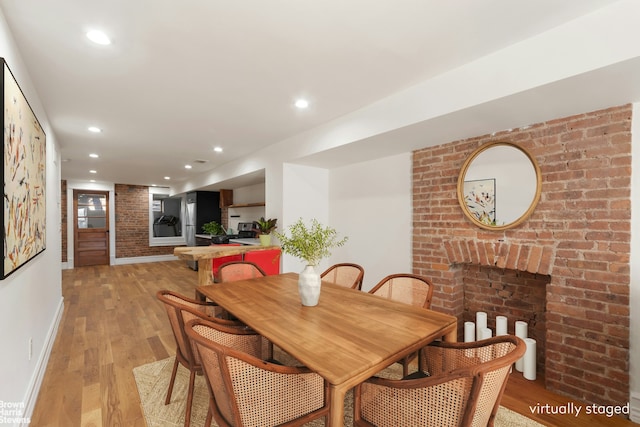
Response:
[196,272,457,426]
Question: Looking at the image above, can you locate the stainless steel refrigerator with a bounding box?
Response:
[185,191,221,270]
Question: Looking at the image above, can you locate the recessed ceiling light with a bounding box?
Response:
[185,164,192,169]
[90,179,96,183]
[295,99,309,109]
[89,170,97,174]
[164,176,170,180]
[86,30,111,45]
[89,153,99,158]
[213,147,223,153]
[88,126,102,133]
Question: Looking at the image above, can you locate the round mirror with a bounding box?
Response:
[457,141,541,231]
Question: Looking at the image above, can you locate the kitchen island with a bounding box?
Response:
[174,244,279,286]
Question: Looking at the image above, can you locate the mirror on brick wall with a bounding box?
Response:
[457,141,541,230]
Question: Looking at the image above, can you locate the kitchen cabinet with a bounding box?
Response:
[220,189,233,208]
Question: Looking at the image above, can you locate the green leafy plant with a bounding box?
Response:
[254,217,277,235]
[201,221,224,235]
[274,218,347,266]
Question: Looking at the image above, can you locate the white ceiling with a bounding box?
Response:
[0,0,631,189]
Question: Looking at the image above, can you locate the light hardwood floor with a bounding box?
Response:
[30,261,636,426]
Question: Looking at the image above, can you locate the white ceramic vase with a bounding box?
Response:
[298,265,321,306]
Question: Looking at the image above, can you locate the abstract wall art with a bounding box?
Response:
[1,58,46,279]
[463,178,496,226]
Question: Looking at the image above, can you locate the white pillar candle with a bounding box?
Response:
[476,312,487,339]
[496,315,508,336]
[480,327,492,340]
[515,321,528,372]
[464,321,475,342]
[523,338,537,380]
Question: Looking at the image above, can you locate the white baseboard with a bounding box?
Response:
[21,297,64,426]
[631,392,640,423]
[62,255,179,270]
[114,254,179,265]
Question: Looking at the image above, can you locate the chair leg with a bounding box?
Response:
[184,369,196,427]
[165,357,179,404]
[204,403,213,427]
[401,351,420,377]
[402,357,410,377]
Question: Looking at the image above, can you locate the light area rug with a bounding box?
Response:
[133,356,544,427]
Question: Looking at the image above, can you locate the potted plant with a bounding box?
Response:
[202,221,228,244]
[275,218,348,306]
[253,217,277,246]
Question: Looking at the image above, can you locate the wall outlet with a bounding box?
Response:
[28,338,32,361]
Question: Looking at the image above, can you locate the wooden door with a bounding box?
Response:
[74,190,110,267]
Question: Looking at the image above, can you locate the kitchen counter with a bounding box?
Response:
[228,238,261,246]
[195,234,260,243]
[174,244,279,286]
[194,233,214,239]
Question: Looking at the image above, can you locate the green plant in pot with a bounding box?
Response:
[275,218,348,306]
[202,221,224,235]
[254,217,277,246]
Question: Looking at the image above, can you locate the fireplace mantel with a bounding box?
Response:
[443,239,554,275]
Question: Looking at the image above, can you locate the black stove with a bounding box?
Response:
[237,222,256,238]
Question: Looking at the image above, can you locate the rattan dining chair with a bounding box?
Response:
[186,317,331,427]
[353,335,526,427]
[215,260,274,357]
[368,273,434,308]
[368,273,435,375]
[156,290,254,427]
[320,263,365,290]
[217,260,266,283]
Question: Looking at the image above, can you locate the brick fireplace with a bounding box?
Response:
[412,104,631,406]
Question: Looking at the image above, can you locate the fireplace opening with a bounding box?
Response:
[463,265,549,375]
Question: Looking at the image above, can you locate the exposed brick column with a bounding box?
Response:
[61,180,67,262]
[115,184,177,258]
[412,104,631,406]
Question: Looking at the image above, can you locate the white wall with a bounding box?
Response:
[227,182,265,232]
[280,164,329,273]
[329,153,412,290]
[0,9,63,424]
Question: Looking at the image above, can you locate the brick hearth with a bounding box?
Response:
[412,104,631,407]
[443,239,554,275]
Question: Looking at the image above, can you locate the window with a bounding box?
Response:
[77,193,107,229]
[149,188,186,246]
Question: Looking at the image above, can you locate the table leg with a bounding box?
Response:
[443,324,457,342]
[328,385,347,427]
[197,259,215,286]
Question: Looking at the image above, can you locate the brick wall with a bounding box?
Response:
[114,184,177,258]
[221,206,229,229]
[412,104,631,406]
[61,180,67,262]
